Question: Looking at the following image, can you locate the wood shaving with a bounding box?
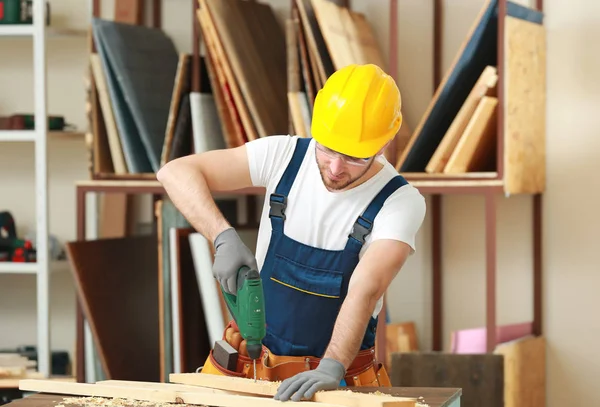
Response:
[53,396,208,407]
[416,396,430,407]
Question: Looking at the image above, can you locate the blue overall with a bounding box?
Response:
[260,137,408,360]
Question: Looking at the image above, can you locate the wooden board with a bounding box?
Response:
[493,336,545,407]
[18,380,345,407]
[197,2,254,144]
[161,53,191,167]
[444,96,498,173]
[503,15,546,194]
[426,66,498,173]
[169,373,416,406]
[294,0,335,85]
[65,236,160,382]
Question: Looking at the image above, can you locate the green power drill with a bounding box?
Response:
[221,265,266,381]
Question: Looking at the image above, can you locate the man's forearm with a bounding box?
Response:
[323,288,379,370]
[157,161,231,242]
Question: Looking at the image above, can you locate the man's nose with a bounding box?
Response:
[329,158,345,175]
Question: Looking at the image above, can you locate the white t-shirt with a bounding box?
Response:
[246,135,426,317]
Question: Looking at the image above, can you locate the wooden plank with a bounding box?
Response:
[198,17,242,149]
[426,66,498,173]
[444,96,498,173]
[90,54,128,174]
[292,6,316,108]
[18,380,346,407]
[503,15,546,194]
[169,373,416,406]
[65,236,160,381]
[161,53,191,167]
[197,1,254,144]
[114,0,144,25]
[295,0,334,85]
[205,0,288,138]
[493,336,545,407]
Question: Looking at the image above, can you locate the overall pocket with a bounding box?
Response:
[270,254,344,298]
[263,254,345,357]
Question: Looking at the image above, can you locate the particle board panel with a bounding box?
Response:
[197,3,254,145]
[426,66,498,173]
[204,0,288,138]
[444,96,498,173]
[493,336,546,407]
[65,236,160,382]
[503,15,546,194]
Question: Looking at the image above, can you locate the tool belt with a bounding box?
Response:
[200,320,391,387]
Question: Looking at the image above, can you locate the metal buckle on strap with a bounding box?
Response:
[349,216,372,243]
[269,193,287,220]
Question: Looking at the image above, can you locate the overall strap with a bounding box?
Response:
[347,175,408,249]
[269,137,311,232]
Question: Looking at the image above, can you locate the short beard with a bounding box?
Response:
[316,154,374,191]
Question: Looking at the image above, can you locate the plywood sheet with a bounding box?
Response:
[197,4,253,145]
[65,236,160,382]
[161,53,191,167]
[504,15,546,194]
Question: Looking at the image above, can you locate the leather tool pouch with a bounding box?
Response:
[201,321,391,387]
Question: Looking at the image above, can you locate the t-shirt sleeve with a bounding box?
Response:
[245,135,298,189]
[368,186,426,253]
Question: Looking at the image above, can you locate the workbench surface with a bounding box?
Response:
[2,387,462,407]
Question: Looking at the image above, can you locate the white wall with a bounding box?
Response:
[1,0,598,405]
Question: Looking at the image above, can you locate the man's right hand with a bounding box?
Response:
[213,227,258,295]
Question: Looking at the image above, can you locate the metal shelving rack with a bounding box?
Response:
[0,0,50,377]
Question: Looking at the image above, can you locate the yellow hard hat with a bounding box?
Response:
[311,64,402,158]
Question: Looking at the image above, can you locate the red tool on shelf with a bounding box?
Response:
[0,211,36,262]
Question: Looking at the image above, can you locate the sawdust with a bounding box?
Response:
[53,396,208,407]
[416,396,430,407]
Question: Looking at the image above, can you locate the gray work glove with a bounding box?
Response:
[273,358,345,401]
[213,227,258,295]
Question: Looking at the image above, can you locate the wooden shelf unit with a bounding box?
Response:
[378,0,546,366]
[74,0,546,382]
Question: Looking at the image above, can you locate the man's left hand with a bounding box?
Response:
[273,358,345,402]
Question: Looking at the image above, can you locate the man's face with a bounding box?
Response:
[315,142,375,191]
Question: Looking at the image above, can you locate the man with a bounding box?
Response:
[157,63,426,401]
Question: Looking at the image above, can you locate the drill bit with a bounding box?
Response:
[253,359,257,382]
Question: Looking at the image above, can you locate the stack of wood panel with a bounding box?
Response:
[286,0,412,161]
[395,0,544,178]
[195,0,289,147]
[0,353,38,379]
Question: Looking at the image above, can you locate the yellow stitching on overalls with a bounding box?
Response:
[270,277,340,299]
